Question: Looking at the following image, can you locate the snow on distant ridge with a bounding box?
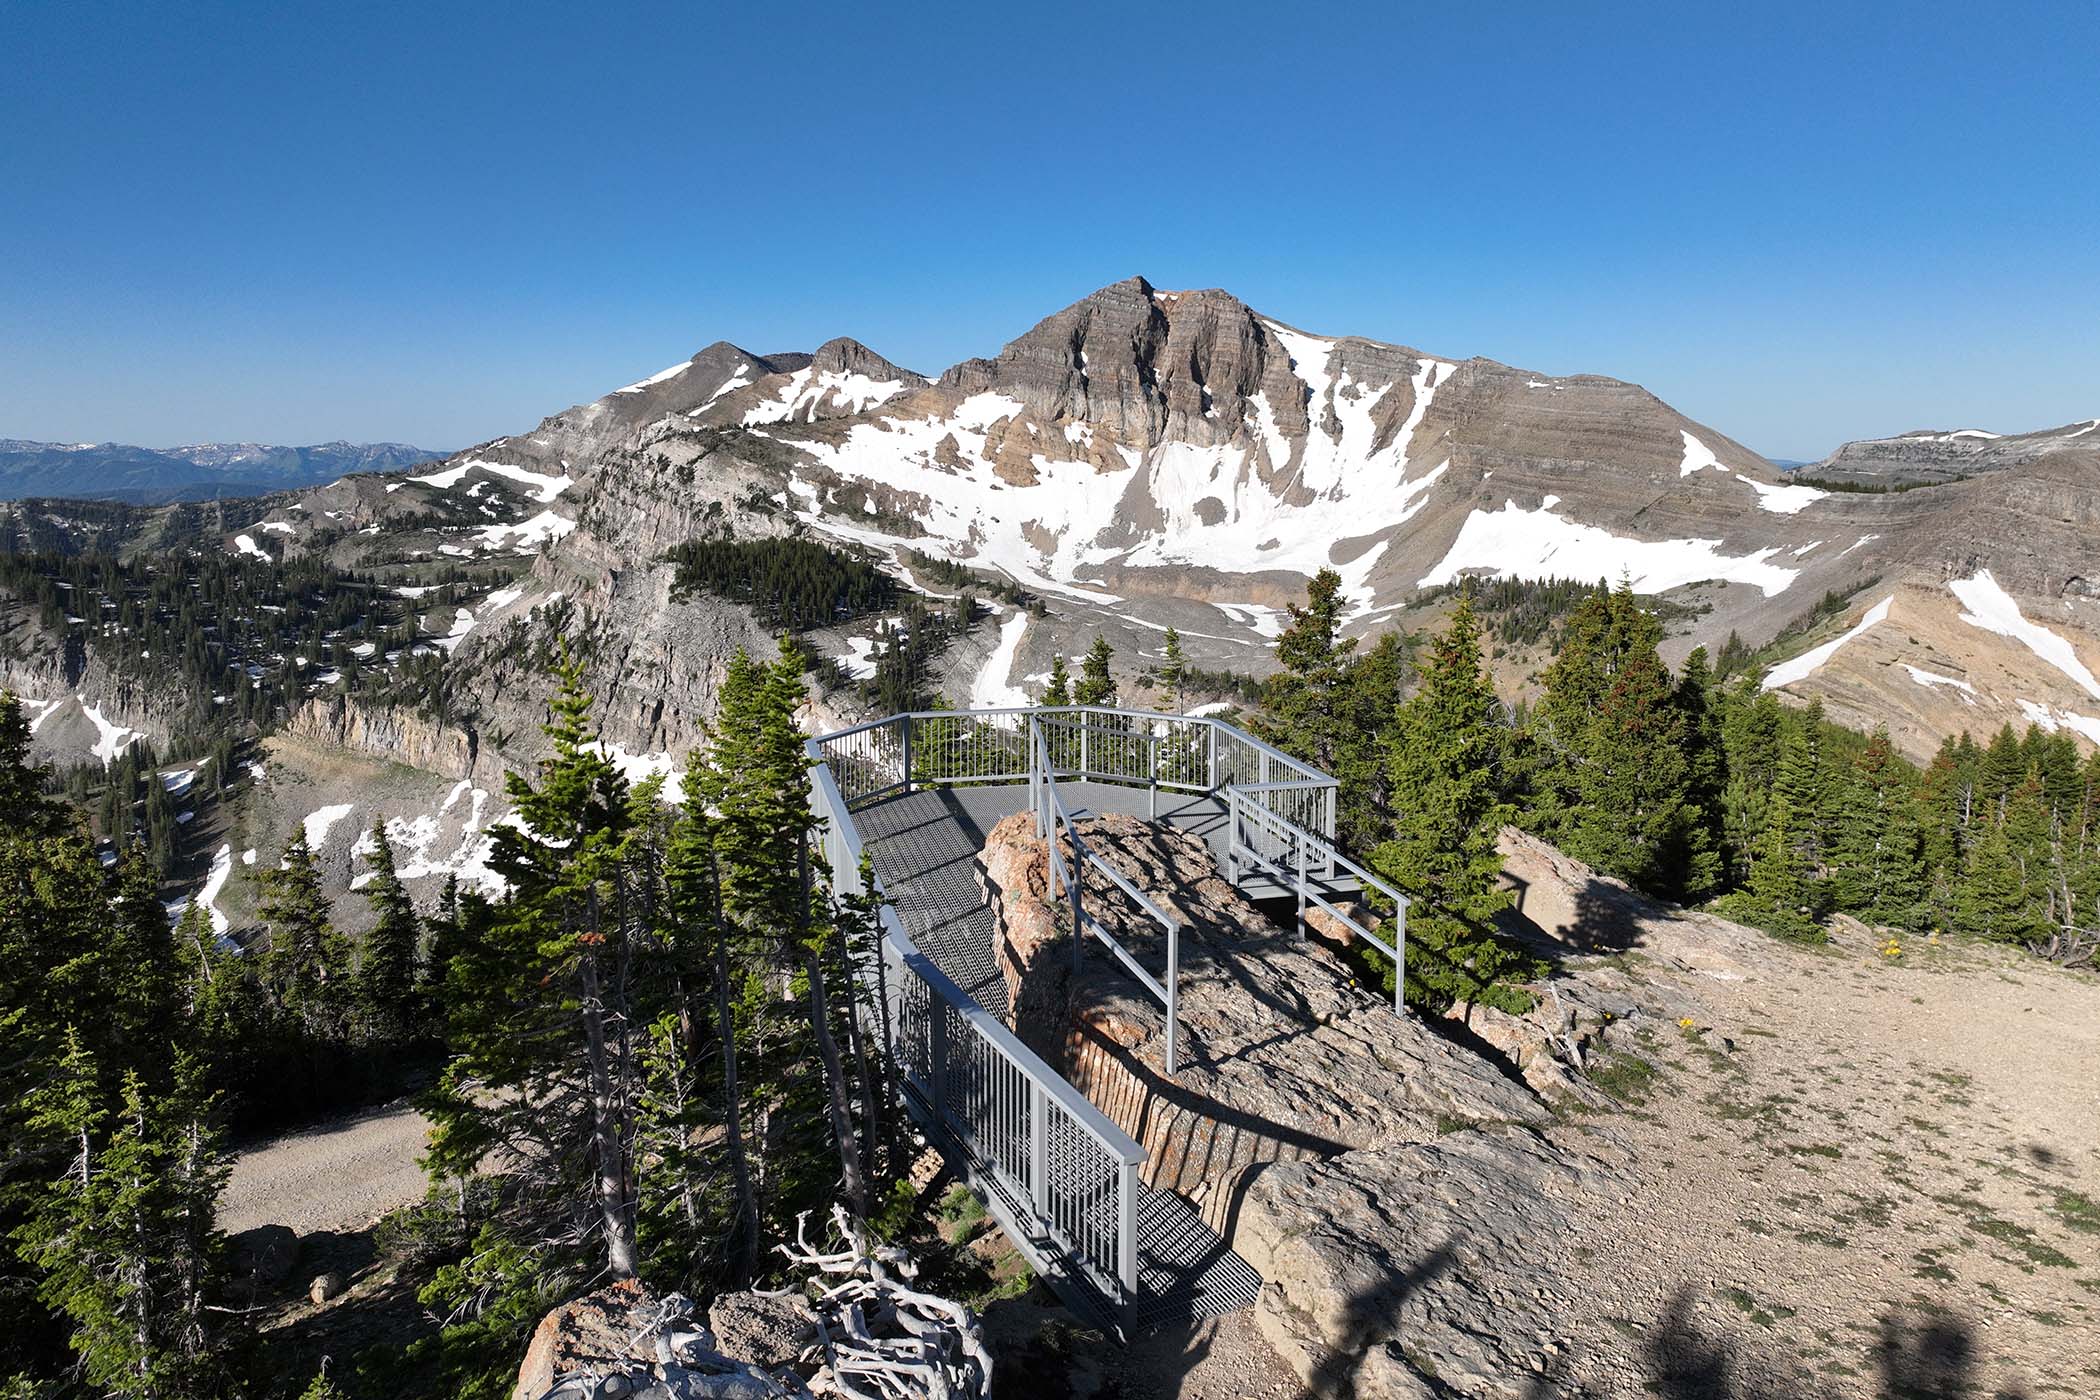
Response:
[1420,499,1801,598]
[1678,431,1725,477]
[1762,597,1894,691]
[1949,569,2100,702]
[1734,472,1827,515]
[616,359,692,395]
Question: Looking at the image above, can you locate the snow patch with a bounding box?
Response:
[1734,473,1827,515]
[233,534,271,562]
[1678,432,1724,477]
[304,803,356,850]
[1420,500,1801,598]
[968,612,1031,709]
[478,510,576,552]
[1949,569,2100,702]
[1762,597,1895,691]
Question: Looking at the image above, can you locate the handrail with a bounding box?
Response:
[805,738,1145,1324]
[808,744,1144,1162]
[1029,717,1184,1075]
[1227,788,1409,1012]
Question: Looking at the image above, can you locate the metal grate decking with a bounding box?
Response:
[853,779,1266,1326]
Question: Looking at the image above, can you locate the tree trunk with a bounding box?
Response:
[834,909,886,1183]
[577,946,639,1280]
[712,899,760,1282]
[799,835,868,1219]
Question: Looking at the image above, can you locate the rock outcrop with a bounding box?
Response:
[979,811,1541,1232]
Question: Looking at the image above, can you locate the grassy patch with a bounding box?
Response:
[1588,1051,1661,1106]
[1717,1286,1797,1328]
[2052,1190,2100,1235]
[1964,1214,2076,1268]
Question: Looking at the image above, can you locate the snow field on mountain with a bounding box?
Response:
[741,367,915,425]
[967,611,1031,709]
[1949,569,2100,702]
[413,457,574,504]
[1419,499,1802,598]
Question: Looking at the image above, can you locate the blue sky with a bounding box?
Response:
[2,1,2094,460]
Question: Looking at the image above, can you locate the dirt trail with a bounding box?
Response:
[219,1100,431,1237]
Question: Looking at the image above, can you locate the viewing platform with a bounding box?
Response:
[807,706,1410,1335]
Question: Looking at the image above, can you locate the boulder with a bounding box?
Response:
[307,1271,345,1305]
[707,1291,815,1372]
[514,1280,655,1400]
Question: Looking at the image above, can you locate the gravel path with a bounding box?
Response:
[219,1100,432,1237]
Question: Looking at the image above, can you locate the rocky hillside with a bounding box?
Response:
[1803,417,2100,487]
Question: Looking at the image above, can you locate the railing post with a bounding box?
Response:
[1206,723,1217,791]
[1164,920,1180,1077]
[1117,1157,1139,1314]
[1029,1080,1049,1216]
[1080,710,1091,780]
[1295,834,1307,940]
[1394,898,1408,1015]
[900,716,914,796]
[1147,730,1158,819]
[1226,790,1240,887]
[1069,856,1084,975]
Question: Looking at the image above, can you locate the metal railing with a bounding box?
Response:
[811,705,1337,865]
[804,702,1400,1330]
[1225,788,1411,1011]
[807,741,1145,1326]
[1027,718,1186,1074]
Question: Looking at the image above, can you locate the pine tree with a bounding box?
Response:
[1715,793,1823,941]
[1958,821,2038,943]
[259,831,349,1037]
[1828,727,1924,924]
[1074,635,1117,707]
[14,1037,234,1400]
[427,649,648,1282]
[1255,568,1357,776]
[1040,655,1071,707]
[1368,601,1534,1011]
[1672,647,1728,901]
[1158,626,1187,714]
[0,692,66,837]
[356,820,420,1045]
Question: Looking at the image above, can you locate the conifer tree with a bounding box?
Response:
[1369,601,1534,1011]
[356,820,420,1045]
[1074,635,1117,707]
[427,650,649,1282]
[0,692,65,837]
[1255,568,1357,776]
[1672,647,1728,901]
[1829,727,1924,924]
[1958,821,2037,943]
[1040,655,1071,707]
[14,1037,234,1400]
[259,831,350,1037]
[1158,626,1187,714]
[1716,793,1822,941]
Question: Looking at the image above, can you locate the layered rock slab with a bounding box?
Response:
[977,810,1540,1232]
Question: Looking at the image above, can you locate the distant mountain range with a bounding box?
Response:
[0,439,446,503]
